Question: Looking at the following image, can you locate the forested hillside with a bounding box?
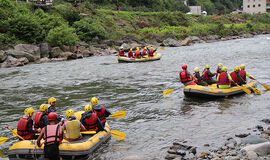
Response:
[90,0,243,14]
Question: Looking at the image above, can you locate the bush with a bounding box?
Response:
[53,4,81,25]
[46,25,79,47]
[7,13,42,43]
[73,18,107,42]
[0,33,16,49]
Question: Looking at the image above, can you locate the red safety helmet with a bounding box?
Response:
[48,112,58,121]
[182,64,187,70]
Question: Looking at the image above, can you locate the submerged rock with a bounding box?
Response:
[241,135,268,145]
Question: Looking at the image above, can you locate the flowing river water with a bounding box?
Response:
[0,35,270,159]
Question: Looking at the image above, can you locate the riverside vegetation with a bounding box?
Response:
[0,0,270,67]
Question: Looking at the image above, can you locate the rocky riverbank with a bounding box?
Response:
[165,119,270,160]
[1,31,270,68]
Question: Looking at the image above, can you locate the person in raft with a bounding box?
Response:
[118,47,125,57]
[202,64,217,85]
[34,104,49,132]
[47,97,57,113]
[141,47,148,57]
[230,66,245,86]
[128,48,134,58]
[63,109,86,141]
[90,97,111,127]
[148,47,155,57]
[17,107,36,140]
[134,47,142,58]
[216,63,223,78]
[179,64,197,86]
[217,67,236,89]
[193,67,208,86]
[239,64,256,84]
[80,104,105,132]
[37,112,64,160]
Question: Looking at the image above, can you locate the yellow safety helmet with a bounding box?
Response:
[48,97,56,105]
[240,64,245,70]
[194,67,199,73]
[90,97,99,106]
[66,109,75,118]
[218,63,223,68]
[39,104,48,112]
[150,47,153,50]
[234,67,240,72]
[136,47,139,51]
[84,104,92,112]
[130,48,132,51]
[144,47,147,50]
[205,65,210,69]
[221,67,227,72]
[24,107,35,117]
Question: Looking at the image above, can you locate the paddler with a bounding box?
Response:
[179,64,197,86]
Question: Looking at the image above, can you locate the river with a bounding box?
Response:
[0,34,270,159]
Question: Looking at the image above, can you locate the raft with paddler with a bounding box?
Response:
[118,46,163,63]
[2,97,126,160]
[163,63,270,98]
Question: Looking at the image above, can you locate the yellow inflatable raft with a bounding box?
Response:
[8,123,111,160]
[118,53,162,63]
[184,81,257,98]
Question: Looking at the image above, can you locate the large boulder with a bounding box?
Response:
[76,46,87,54]
[243,142,270,156]
[5,49,35,62]
[59,52,77,60]
[161,38,181,47]
[14,44,40,61]
[187,36,201,42]
[50,47,62,58]
[241,135,268,145]
[76,42,89,48]
[82,50,94,57]
[40,43,51,58]
[0,56,17,68]
[120,43,131,51]
[11,57,29,67]
[0,50,7,63]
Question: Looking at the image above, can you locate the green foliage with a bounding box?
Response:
[46,25,79,47]
[52,4,81,25]
[7,13,42,43]
[0,33,16,49]
[73,18,107,42]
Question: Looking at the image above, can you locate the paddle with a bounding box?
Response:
[163,89,175,96]
[109,111,126,118]
[5,126,25,140]
[109,130,125,140]
[236,84,251,94]
[247,84,261,95]
[80,131,96,134]
[0,137,9,144]
[257,81,270,90]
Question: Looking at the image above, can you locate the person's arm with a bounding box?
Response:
[96,117,105,132]
[37,128,45,147]
[208,70,216,77]
[246,72,256,80]
[228,74,237,85]
[104,108,111,117]
[80,122,86,131]
[190,71,197,81]
[59,126,64,141]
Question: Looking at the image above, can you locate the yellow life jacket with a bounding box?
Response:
[64,120,81,140]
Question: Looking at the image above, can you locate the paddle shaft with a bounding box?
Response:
[5,126,25,140]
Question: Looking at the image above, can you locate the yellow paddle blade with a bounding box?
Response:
[163,89,174,96]
[12,129,17,137]
[75,111,84,121]
[160,47,165,50]
[261,83,270,90]
[240,86,251,95]
[110,111,126,118]
[0,137,9,144]
[250,86,261,95]
[109,130,125,140]
[80,131,96,134]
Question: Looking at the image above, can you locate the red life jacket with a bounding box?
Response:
[84,112,98,131]
[149,50,154,56]
[135,51,141,58]
[218,72,230,85]
[230,72,240,85]
[180,70,192,83]
[94,105,106,123]
[202,70,211,80]
[142,50,147,56]
[128,51,134,58]
[44,124,61,145]
[119,50,125,56]
[34,112,46,130]
[239,69,246,81]
[17,117,34,140]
